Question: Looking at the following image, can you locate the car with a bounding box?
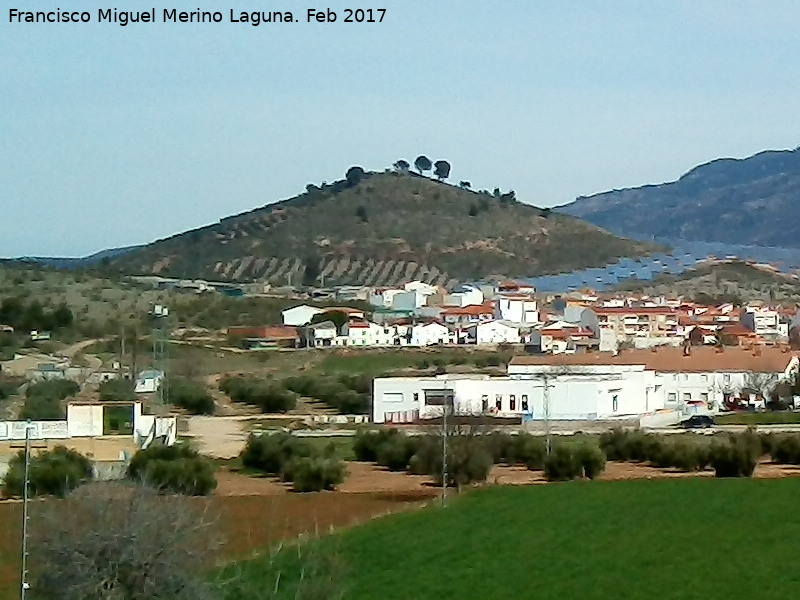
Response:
[680,415,715,429]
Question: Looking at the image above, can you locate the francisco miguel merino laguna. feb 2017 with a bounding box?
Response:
[7,7,387,25]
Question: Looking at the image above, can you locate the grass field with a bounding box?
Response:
[716,411,800,425]
[230,477,800,600]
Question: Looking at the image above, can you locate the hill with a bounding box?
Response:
[108,171,653,286]
[11,245,142,269]
[613,260,800,303]
[559,146,800,247]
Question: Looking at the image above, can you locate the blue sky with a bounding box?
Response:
[3,1,800,257]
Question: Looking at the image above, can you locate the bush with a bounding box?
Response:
[416,433,493,488]
[290,456,346,492]
[544,442,606,481]
[127,443,216,495]
[544,445,583,481]
[284,374,367,413]
[770,434,800,464]
[220,376,296,413]
[0,378,22,400]
[353,428,402,462]
[167,377,215,415]
[26,379,79,400]
[21,395,64,420]
[2,446,92,498]
[709,435,758,478]
[98,378,136,402]
[241,432,308,475]
[376,435,419,471]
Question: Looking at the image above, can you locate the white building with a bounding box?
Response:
[467,320,521,345]
[281,304,324,326]
[443,285,484,308]
[409,322,451,346]
[307,320,338,347]
[495,295,539,324]
[371,346,799,423]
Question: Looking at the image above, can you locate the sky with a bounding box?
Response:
[3,1,800,257]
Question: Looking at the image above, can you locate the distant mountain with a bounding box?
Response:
[14,245,142,269]
[107,170,653,287]
[559,147,800,247]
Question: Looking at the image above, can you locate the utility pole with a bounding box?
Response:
[543,374,552,456]
[19,420,34,600]
[441,378,450,507]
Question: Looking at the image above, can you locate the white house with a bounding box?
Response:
[467,320,520,345]
[307,320,338,347]
[410,322,451,346]
[338,321,396,347]
[281,305,324,326]
[404,281,438,296]
[134,369,164,394]
[443,285,484,308]
[495,295,539,324]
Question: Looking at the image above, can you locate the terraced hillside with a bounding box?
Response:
[614,260,800,303]
[110,171,653,285]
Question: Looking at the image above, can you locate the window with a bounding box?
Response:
[612,394,619,412]
[413,393,419,402]
[700,392,709,402]
[723,374,731,384]
[521,395,529,411]
[683,392,692,401]
[701,374,708,382]
[481,395,488,412]
[424,390,453,406]
[510,395,516,411]
[495,395,502,411]
[667,392,677,402]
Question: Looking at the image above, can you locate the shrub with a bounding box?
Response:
[241,432,308,475]
[544,445,583,481]
[127,443,216,495]
[576,443,606,479]
[709,435,758,478]
[0,378,22,400]
[166,377,215,415]
[26,379,79,400]
[376,435,418,471]
[770,434,800,464]
[21,395,64,420]
[290,456,346,492]
[2,446,92,498]
[220,376,296,413]
[98,378,136,402]
[544,442,606,481]
[353,428,402,462]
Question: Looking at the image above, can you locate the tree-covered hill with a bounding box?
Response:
[109,168,653,286]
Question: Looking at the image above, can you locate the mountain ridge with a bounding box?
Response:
[559,146,800,247]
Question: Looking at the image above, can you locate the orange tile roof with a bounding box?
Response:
[442,303,495,316]
[509,345,795,372]
[593,306,676,315]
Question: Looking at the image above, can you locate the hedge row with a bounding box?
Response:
[220,375,297,413]
[600,429,760,478]
[240,432,346,492]
[284,374,369,414]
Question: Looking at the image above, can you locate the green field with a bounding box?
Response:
[228,478,800,600]
[716,412,800,425]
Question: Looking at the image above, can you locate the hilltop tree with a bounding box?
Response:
[433,160,451,181]
[414,155,432,175]
[393,159,410,173]
[355,205,368,223]
[459,181,472,190]
[345,166,365,187]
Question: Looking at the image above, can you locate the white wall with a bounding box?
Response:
[282,305,323,326]
[372,371,658,423]
[0,420,69,441]
[67,404,104,437]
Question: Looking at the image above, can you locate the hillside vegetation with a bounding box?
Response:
[614,260,800,303]
[560,146,800,247]
[109,170,652,286]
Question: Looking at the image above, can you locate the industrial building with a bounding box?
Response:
[371,346,799,424]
